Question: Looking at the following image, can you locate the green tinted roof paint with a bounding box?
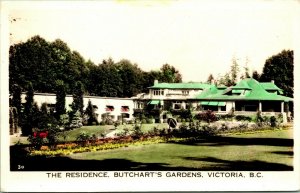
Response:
[208,101,218,106]
[196,78,293,102]
[148,100,160,105]
[260,82,282,91]
[149,82,213,89]
[218,102,226,106]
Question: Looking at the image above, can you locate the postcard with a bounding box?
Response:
[1,0,299,192]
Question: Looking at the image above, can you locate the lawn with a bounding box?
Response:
[68,129,293,171]
[11,128,293,171]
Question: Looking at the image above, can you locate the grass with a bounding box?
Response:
[66,129,293,171]
[57,125,113,141]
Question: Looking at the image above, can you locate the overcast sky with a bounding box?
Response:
[6,0,298,82]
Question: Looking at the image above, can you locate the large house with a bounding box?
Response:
[133,78,293,122]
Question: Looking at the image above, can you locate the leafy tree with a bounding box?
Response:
[84,100,98,125]
[260,50,293,97]
[55,80,66,119]
[160,63,182,83]
[117,59,144,97]
[9,36,89,94]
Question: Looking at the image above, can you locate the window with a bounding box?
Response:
[174,104,181,110]
[121,106,129,112]
[105,105,114,111]
[153,90,164,96]
[182,90,189,95]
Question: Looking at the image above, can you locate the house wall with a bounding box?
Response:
[149,88,203,100]
[21,93,134,123]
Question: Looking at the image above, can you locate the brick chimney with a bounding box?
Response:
[154,79,158,85]
[271,80,274,83]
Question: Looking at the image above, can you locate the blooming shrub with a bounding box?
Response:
[195,110,217,123]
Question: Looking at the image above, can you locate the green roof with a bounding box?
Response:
[149,82,212,89]
[196,78,293,102]
[260,82,283,94]
[232,80,252,90]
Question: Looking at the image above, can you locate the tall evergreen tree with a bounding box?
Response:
[85,100,98,125]
[252,70,260,80]
[10,84,22,115]
[72,81,84,115]
[21,82,34,136]
[206,74,214,84]
[55,80,66,119]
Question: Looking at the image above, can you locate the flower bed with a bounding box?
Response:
[29,136,190,157]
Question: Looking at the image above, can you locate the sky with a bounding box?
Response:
[5,0,299,82]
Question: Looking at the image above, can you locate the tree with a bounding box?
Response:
[84,100,98,125]
[218,73,232,87]
[260,50,293,97]
[160,64,182,83]
[55,80,66,120]
[10,84,22,115]
[21,82,34,136]
[241,65,250,79]
[9,36,89,94]
[72,81,84,115]
[230,57,239,85]
[252,70,260,80]
[206,74,214,84]
[117,59,144,97]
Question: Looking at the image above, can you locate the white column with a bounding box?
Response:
[281,102,284,113]
[259,101,262,112]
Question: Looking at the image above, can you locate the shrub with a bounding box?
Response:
[76,132,91,143]
[132,125,143,139]
[141,119,147,124]
[235,115,252,122]
[146,118,153,124]
[270,116,277,127]
[196,110,217,123]
[28,131,48,149]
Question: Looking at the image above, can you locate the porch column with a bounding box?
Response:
[281,102,284,113]
[258,101,262,112]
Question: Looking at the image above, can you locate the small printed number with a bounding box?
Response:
[18,165,24,170]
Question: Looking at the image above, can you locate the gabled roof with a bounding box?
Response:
[149,82,213,89]
[196,78,293,102]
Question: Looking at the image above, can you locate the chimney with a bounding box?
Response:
[271,80,274,84]
[154,79,158,85]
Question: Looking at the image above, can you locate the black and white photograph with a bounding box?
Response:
[1,0,299,191]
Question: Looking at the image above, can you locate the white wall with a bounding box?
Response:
[21,93,134,122]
